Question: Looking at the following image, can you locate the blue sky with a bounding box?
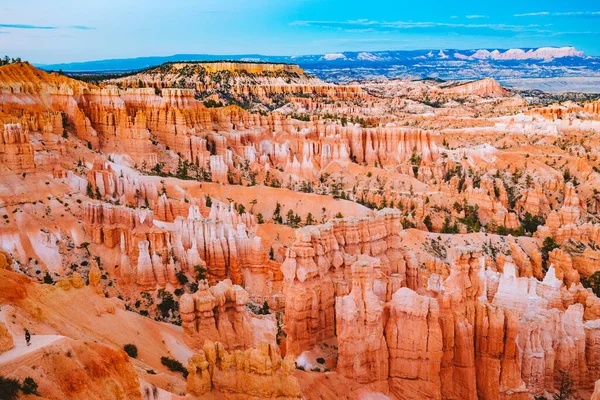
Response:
[0,0,599,63]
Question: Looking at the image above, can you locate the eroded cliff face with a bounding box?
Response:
[279,214,600,399]
[0,321,14,354]
[335,257,389,386]
[386,287,443,399]
[281,209,406,356]
[186,340,301,398]
[5,340,143,400]
[440,78,509,97]
[180,279,277,351]
[108,61,366,108]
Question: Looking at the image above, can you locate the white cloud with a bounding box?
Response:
[466,15,487,19]
[291,19,550,34]
[514,12,550,17]
[515,11,600,17]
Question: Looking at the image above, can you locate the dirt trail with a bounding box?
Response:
[0,309,65,368]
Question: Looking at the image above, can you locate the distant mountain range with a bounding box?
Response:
[37,47,600,92]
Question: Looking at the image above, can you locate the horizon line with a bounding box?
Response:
[32,45,590,66]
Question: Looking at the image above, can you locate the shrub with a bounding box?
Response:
[440,217,459,234]
[176,271,188,285]
[423,215,433,232]
[188,282,199,293]
[458,202,480,233]
[0,376,21,400]
[203,99,223,108]
[124,344,138,358]
[157,289,176,317]
[21,377,39,395]
[541,237,560,271]
[521,212,545,234]
[269,247,275,261]
[43,272,54,284]
[401,218,416,229]
[261,301,270,315]
[554,370,575,400]
[194,265,207,281]
[583,271,600,297]
[161,356,188,378]
[247,301,271,315]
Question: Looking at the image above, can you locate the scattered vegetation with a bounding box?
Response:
[0,375,39,399]
[21,377,39,395]
[582,271,600,297]
[194,265,207,281]
[541,237,560,272]
[0,376,21,400]
[161,356,188,378]
[553,370,575,400]
[157,289,177,317]
[123,344,138,358]
[247,301,270,315]
[0,56,23,66]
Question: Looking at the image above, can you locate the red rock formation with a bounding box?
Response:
[180,279,277,351]
[474,302,525,399]
[593,379,600,400]
[441,78,509,97]
[281,227,336,356]
[0,322,13,354]
[465,181,520,229]
[433,247,482,400]
[3,339,142,400]
[186,340,301,398]
[526,101,588,120]
[550,248,580,286]
[385,288,443,399]
[110,62,366,104]
[585,100,600,116]
[516,183,551,217]
[335,256,388,385]
[0,123,35,172]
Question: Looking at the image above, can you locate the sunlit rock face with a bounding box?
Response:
[0,321,14,354]
[186,340,301,398]
[386,287,443,399]
[180,279,277,351]
[336,257,389,385]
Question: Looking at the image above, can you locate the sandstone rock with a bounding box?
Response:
[386,288,443,399]
[441,78,509,97]
[0,249,12,269]
[186,340,301,398]
[335,256,388,384]
[0,123,35,172]
[0,321,14,353]
[181,280,277,351]
[593,379,600,400]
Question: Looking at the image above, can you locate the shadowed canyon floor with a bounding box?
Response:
[1,60,600,399]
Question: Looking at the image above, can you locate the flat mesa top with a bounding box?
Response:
[157,61,304,75]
